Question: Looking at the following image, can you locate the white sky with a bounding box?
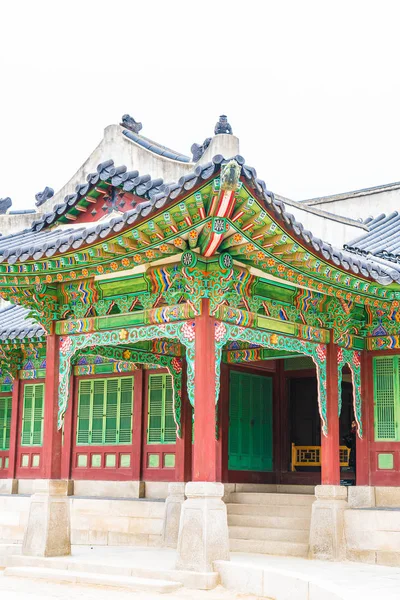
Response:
[1,0,400,210]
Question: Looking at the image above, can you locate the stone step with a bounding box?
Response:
[229,492,315,506]
[233,484,315,495]
[229,525,309,543]
[229,538,309,557]
[6,554,219,590]
[0,543,22,567]
[227,503,312,518]
[3,566,183,594]
[0,543,22,554]
[228,513,311,531]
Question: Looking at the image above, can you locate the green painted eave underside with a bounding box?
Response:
[0,177,397,307]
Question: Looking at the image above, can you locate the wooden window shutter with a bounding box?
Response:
[77,377,134,446]
[0,396,11,451]
[118,377,133,444]
[374,356,399,441]
[21,385,33,445]
[228,371,242,470]
[147,374,176,445]
[148,374,164,444]
[77,380,92,444]
[91,379,106,444]
[239,373,252,470]
[105,379,119,444]
[21,384,44,447]
[32,384,44,446]
[5,396,11,450]
[163,376,176,444]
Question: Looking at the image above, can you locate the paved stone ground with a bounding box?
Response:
[0,574,260,600]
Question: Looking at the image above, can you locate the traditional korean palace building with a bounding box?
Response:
[1,114,400,569]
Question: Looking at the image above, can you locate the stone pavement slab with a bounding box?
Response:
[0,572,257,600]
[217,552,400,599]
[2,544,400,599]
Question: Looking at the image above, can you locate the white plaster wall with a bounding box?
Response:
[0,129,243,238]
[309,187,400,222]
[200,134,240,164]
[284,203,365,247]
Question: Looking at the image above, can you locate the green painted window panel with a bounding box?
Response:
[76,377,133,446]
[120,454,131,467]
[0,396,11,450]
[164,453,175,468]
[105,454,116,467]
[378,453,394,469]
[228,371,273,472]
[147,374,176,445]
[91,454,101,467]
[4,457,8,468]
[148,454,160,468]
[21,384,44,447]
[373,356,400,441]
[77,454,88,467]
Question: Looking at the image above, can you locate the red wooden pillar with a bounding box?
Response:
[356,351,370,485]
[7,376,20,479]
[42,332,62,479]
[192,299,217,482]
[131,368,144,481]
[321,340,340,485]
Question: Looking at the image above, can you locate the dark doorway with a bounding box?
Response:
[289,377,321,448]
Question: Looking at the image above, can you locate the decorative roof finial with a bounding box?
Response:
[221,159,241,191]
[214,115,232,135]
[191,137,212,162]
[35,187,54,207]
[0,197,12,214]
[121,114,143,134]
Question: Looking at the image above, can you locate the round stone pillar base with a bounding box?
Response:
[309,485,348,561]
[176,482,230,572]
[22,480,71,557]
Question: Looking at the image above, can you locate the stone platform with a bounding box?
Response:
[1,545,400,598]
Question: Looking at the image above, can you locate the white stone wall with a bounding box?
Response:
[0,129,242,238]
[345,508,400,566]
[283,203,365,247]
[0,494,165,548]
[307,186,400,222]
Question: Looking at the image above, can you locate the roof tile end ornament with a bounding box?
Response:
[35,186,54,207]
[214,114,233,135]
[191,115,233,162]
[0,197,12,215]
[221,159,241,191]
[120,114,143,134]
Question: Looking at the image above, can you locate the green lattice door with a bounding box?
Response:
[228,371,273,472]
[373,356,400,441]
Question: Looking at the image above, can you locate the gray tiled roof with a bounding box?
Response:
[0,304,45,341]
[122,129,191,162]
[345,212,400,262]
[0,157,399,286]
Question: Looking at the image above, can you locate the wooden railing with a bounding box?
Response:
[291,443,350,471]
